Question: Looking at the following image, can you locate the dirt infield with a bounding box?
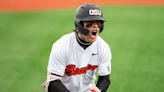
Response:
[0,0,164,12]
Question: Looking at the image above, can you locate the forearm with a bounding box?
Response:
[48,79,70,92]
[96,75,110,92]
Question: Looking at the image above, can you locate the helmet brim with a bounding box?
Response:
[79,16,105,22]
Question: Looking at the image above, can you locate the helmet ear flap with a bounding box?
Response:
[75,21,89,36]
[99,21,104,33]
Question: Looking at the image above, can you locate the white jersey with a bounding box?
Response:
[47,32,112,92]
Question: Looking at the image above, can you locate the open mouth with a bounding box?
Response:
[92,31,97,35]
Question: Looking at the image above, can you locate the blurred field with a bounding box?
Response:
[0,6,164,92]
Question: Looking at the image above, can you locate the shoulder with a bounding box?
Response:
[52,32,74,46]
[55,32,74,43]
[96,36,111,50]
[51,32,75,52]
[96,36,112,57]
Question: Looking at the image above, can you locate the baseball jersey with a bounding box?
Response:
[47,32,112,92]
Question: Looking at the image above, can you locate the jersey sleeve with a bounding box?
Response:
[47,38,67,77]
[97,42,112,76]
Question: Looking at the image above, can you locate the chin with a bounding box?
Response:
[89,39,96,42]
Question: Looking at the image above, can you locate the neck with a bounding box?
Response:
[75,33,92,49]
[76,33,92,46]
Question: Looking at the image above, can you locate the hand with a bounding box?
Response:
[42,81,49,91]
[90,86,101,92]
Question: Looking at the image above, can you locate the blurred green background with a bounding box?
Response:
[0,6,164,92]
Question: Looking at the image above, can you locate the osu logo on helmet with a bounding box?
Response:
[89,9,101,16]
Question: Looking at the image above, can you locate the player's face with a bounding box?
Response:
[82,21,101,42]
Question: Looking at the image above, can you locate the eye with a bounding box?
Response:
[86,22,93,28]
[97,22,102,28]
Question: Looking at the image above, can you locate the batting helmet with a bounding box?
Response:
[74,4,105,36]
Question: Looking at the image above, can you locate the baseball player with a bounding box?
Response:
[42,4,112,92]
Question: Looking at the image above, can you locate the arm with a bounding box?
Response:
[48,79,70,92]
[45,38,69,92]
[43,73,70,92]
[96,75,110,92]
[97,40,112,92]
